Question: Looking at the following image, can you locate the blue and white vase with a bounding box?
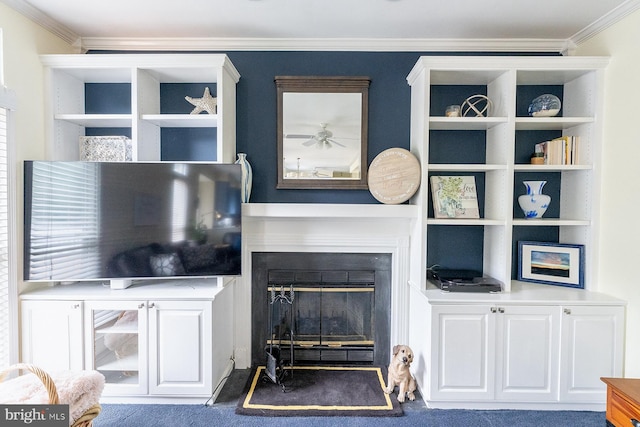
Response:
[235,152,253,203]
[518,180,551,219]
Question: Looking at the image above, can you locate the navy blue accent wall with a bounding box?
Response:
[85,83,131,114]
[161,127,217,161]
[226,51,424,203]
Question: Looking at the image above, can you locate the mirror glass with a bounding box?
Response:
[276,76,370,189]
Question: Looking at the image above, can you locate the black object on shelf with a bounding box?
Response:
[427,269,502,293]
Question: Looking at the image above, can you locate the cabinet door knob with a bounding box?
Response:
[498,307,505,313]
[138,303,145,309]
[72,303,80,309]
[564,308,571,315]
[491,307,497,313]
[149,302,155,309]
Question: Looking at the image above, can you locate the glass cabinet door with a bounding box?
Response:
[84,300,148,395]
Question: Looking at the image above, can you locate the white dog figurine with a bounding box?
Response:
[385,344,417,403]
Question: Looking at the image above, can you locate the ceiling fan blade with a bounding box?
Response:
[328,138,346,148]
[302,138,317,146]
[285,134,314,139]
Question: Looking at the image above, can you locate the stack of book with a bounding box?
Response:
[534,136,579,165]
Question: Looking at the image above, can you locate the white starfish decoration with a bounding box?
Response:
[185,87,217,115]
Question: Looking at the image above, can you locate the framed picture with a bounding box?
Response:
[518,241,585,289]
[430,175,480,219]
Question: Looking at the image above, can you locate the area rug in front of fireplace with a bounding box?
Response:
[236,365,403,417]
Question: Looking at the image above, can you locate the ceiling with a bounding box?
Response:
[3,0,640,52]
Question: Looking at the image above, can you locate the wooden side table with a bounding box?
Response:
[601,377,640,427]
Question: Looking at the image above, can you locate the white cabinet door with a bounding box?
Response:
[21,300,83,371]
[430,304,560,403]
[495,305,560,402]
[430,304,496,401]
[84,300,148,395]
[148,300,213,396]
[560,305,625,403]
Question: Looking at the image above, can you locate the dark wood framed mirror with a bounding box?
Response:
[276,76,370,189]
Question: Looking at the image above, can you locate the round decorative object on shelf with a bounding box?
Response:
[518,180,551,219]
[235,153,253,203]
[461,95,492,117]
[528,94,561,117]
[368,148,421,204]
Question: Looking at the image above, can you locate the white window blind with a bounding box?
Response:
[0,81,16,366]
[0,105,9,366]
[1,26,18,366]
[26,162,101,281]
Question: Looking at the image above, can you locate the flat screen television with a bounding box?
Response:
[24,161,242,283]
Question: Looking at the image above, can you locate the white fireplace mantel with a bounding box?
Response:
[233,203,418,368]
[242,202,418,219]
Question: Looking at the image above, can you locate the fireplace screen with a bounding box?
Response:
[267,271,375,363]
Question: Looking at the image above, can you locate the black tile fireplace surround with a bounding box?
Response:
[251,252,391,368]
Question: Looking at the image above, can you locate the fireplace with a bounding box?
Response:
[251,252,391,367]
[236,203,413,370]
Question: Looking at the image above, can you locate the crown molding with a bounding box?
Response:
[0,0,80,47]
[79,37,571,53]
[4,0,638,53]
[570,0,640,45]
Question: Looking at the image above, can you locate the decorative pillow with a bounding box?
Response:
[181,244,217,272]
[149,253,185,276]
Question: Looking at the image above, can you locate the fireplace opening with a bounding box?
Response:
[268,270,375,365]
[252,253,391,367]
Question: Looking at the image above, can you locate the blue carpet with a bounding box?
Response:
[93,404,606,426]
[92,371,606,426]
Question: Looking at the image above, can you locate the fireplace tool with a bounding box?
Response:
[265,284,294,391]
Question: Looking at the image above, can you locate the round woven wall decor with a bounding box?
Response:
[368,147,421,204]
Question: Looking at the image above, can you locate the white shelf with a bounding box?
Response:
[429,116,508,130]
[513,164,592,172]
[427,218,505,226]
[55,114,133,127]
[96,350,139,371]
[429,164,507,172]
[96,322,139,334]
[20,280,225,301]
[512,218,590,226]
[141,114,219,128]
[102,372,140,385]
[515,117,594,130]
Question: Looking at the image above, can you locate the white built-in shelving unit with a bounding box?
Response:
[406,56,609,293]
[40,54,239,163]
[405,56,626,410]
[21,54,240,402]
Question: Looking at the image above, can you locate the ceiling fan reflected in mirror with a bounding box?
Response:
[285,123,353,149]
